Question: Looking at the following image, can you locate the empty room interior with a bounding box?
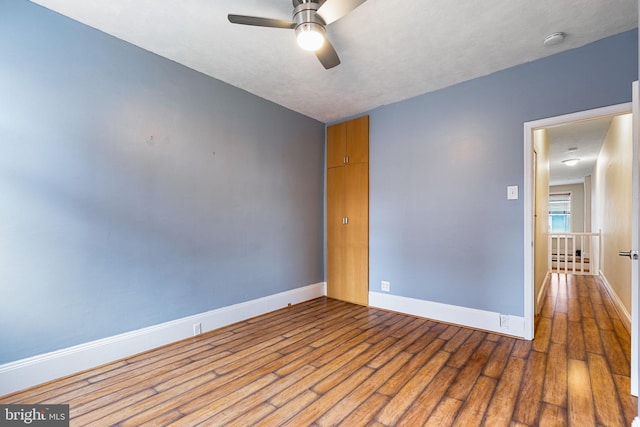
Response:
[2,0,640,425]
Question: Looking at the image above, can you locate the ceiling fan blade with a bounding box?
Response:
[316,0,367,25]
[316,38,341,69]
[228,14,295,29]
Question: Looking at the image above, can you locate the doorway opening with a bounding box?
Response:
[523,103,632,339]
[524,103,638,390]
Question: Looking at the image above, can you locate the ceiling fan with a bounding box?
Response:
[228,0,367,69]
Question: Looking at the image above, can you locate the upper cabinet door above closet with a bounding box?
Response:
[326,115,369,168]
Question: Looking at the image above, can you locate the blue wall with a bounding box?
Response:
[369,30,638,316]
[0,1,325,363]
[1,1,637,365]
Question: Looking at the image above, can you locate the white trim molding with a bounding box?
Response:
[599,272,632,333]
[523,102,633,341]
[0,282,326,396]
[536,272,552,316]
[369,292,526,338]
[599,269,635,396]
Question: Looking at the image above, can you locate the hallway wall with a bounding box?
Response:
[592,114,634,313]
[534,129,550,313]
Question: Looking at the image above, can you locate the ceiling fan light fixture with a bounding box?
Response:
[295,22,325,51]
[228,0,364,69]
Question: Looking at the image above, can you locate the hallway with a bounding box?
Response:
[532,273,637,426]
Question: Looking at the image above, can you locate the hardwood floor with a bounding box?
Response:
[1,274,636,426]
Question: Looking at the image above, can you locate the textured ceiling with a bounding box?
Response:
[548,117,613,186]
[30,0,637,123]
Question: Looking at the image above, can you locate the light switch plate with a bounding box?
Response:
[507,185,518,200]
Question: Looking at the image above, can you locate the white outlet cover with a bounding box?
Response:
[499,314,510,329]
[507,185,518,200]
[193,323,202,335]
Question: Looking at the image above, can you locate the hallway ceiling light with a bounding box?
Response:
[562,158,580,166]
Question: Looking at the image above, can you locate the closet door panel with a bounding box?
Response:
[326,166,347,301]
[346,115,369,165]
[344,162,369,305]
[326,122,347,169]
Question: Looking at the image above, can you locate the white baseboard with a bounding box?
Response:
[536,272,552,316]
[0,282,326,396]
[369,292,525,338]
[599,271,632,333]
[597,271,636,397]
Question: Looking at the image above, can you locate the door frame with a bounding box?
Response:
[523,102,632,341]
[631,81,639,397]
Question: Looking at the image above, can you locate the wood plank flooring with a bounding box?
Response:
[1,274,636,426]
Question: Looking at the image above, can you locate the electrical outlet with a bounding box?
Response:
[193,323,202,336]
[499,314,510,330]
[381,281,390,292]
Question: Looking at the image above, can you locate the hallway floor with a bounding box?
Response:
[530,273,637,426]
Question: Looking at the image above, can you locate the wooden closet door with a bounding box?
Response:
[343,162,369,305]
[326,166,346,301]
[326,122,347,169]
[326,115,369,306]
[346,115,369,165]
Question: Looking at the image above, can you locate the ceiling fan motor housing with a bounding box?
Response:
[293,1,326,31]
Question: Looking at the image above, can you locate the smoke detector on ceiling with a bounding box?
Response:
[544,32,566,46]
